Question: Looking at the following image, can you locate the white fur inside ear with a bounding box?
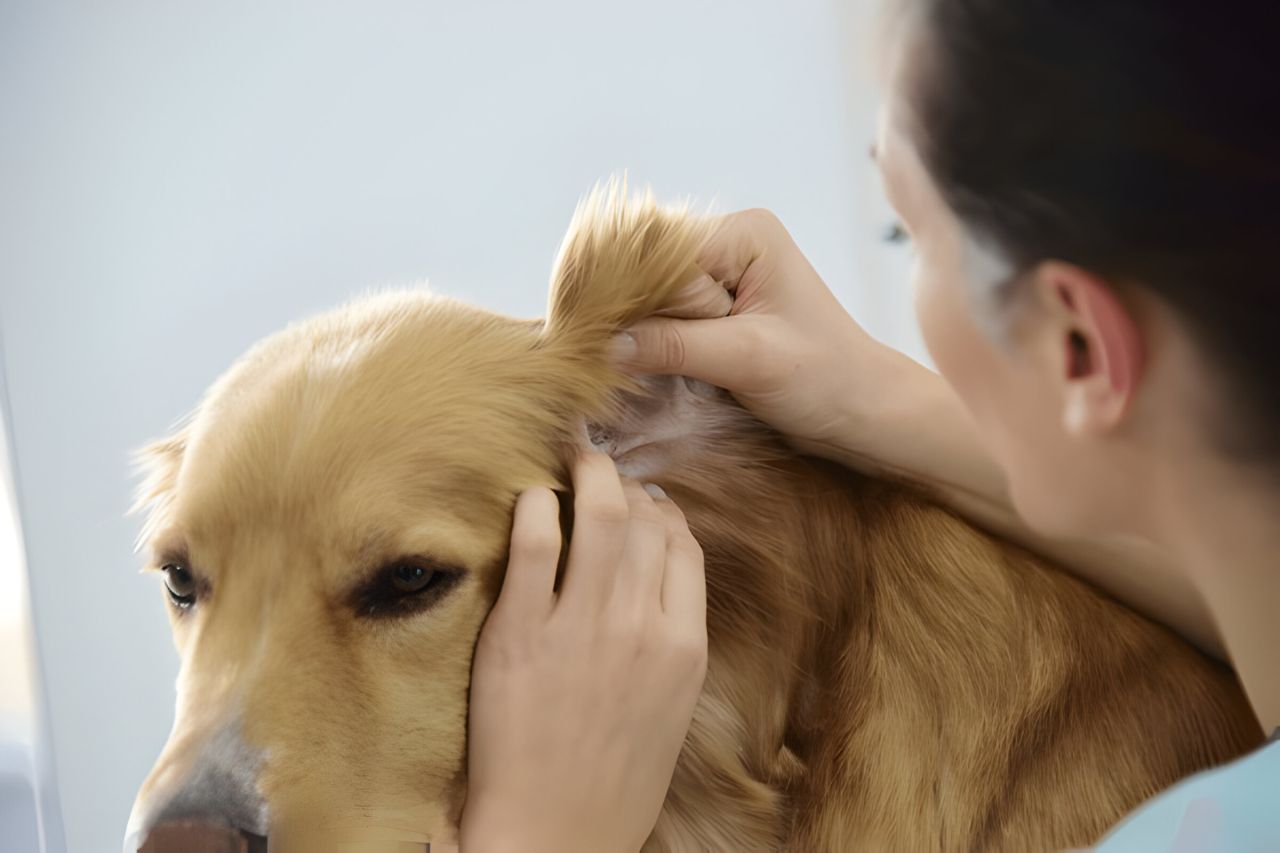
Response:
[584,375,731,480]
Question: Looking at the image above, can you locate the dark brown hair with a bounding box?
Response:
[908,0,1280,461]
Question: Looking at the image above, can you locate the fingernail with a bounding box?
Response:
[609,331,637,364]
[642,483,668,500]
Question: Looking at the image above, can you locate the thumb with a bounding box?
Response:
[612,315,759,390]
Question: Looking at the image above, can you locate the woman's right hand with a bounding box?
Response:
[611,208,909,461]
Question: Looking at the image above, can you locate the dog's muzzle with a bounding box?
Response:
[124,723,269,853]
[126,722,459,852]
[133,821,266,853]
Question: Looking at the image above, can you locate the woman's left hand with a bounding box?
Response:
[460,451,708,853]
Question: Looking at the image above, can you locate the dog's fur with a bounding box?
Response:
[129,181,1262,852]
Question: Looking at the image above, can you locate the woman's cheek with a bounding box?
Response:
[914,258,1043,493]
[913,258,992,416]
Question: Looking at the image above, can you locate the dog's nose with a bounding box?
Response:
[131,820,267,853]
[126,724,270,853]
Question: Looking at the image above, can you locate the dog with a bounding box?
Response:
[126,181,1262,852]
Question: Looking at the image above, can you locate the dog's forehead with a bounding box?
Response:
[168,293,565,551]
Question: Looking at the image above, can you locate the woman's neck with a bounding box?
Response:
[1155,458,1280,735]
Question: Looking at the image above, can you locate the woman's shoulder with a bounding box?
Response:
[1096,730,1280,851]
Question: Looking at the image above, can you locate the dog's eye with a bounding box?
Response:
[389,562,436,594]
[162,563,198,610]
[351,557,462,620]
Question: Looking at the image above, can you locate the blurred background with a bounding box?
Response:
[0,1,921,850]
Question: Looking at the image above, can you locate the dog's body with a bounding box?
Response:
[642,437,1258,850]
[128,184,1261,852]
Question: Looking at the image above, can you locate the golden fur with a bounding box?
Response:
[131,180,1262,851]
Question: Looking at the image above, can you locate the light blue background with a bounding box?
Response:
[0,2,920,850]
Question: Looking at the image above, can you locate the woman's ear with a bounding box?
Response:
[1031,261,1145,437]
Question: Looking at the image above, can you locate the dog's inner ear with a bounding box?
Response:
[550,373,746,590]
[584,374,746,480]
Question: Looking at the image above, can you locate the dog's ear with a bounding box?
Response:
[534,176,715,440]
[130,426,189,549]
[534,179,774,479]
[542,176,712,357]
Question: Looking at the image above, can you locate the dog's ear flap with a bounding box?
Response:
[130,426,189,548]
[542,176,712,355]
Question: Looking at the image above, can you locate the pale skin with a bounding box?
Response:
[460,34,1277,853]
[461,454,708,853]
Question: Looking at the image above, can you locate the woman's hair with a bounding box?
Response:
[905,0,1280,463]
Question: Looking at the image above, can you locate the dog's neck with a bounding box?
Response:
[597,379,876,848]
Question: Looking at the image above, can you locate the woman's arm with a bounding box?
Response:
[617,208,1222,660]
[828,346,1222,659]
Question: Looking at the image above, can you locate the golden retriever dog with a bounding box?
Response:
[126,181,1262,852]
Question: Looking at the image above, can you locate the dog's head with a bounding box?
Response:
[125,182,728,850]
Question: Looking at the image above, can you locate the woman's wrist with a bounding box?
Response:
[815,344,978,482]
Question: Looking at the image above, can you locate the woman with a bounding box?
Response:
[461,1,1279,850]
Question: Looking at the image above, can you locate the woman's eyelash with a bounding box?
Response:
[883,221,911,245]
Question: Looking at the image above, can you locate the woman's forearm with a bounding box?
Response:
[821,350,1224,660]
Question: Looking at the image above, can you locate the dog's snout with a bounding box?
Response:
[126,724,269,853]
[133,820,267,853]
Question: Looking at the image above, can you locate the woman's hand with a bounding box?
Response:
[611,208,908,460]
[460,451,708,853]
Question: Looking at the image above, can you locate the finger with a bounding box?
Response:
[654,495,706,630]
[616,313,763,387]
[559,450,629,607]
[694,209,791,292]
[494,487,563,624]
[653,273,734,320]
[610,480,668,609]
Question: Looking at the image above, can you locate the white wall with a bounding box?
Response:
[0,380,56,853]
[0,1,921,850]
